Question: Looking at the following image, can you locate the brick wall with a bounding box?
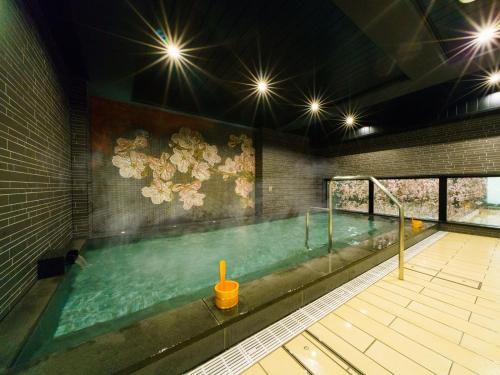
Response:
[70,79,90,238]
[260,129,321,217]
[317,112,500,177]
[0,0,72,319]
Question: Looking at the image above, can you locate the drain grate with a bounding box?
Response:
[188,231,448,375]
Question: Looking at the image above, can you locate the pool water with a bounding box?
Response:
[19,213,396,363]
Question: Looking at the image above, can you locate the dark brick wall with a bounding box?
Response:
[0,0,72,319]
[260,129,321,216]
[70,80,90,238]
[317,112,500,177]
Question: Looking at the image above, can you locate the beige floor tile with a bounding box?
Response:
[480,284,500,296]
[421,288,498,319]
[431,278,499,302]
[259,347,308,375]
[446,259,488,273]
[376,280,471,320]
[390,318,499,374]
[456,258,492,268]
[346,298,395,326]
[469,313,500,333]
[302,332,350,370]
[416,252,454,263]
[405,264,439,276]
[357,291,462,344]
[408,301,500,346]
[443,233,472,241]
[334,305,451,375]
[385,274,477,303]
[366,285,411,307]
[307,324,391,375]
[432,240,464,250]
[482,277,500,288]
[241,364,267,375]
[460,334,500,363]
[435,273,481,288]
[382,275,423,292]
[284,334,350,374]
[449,362,477,375]
[400,268,434,281]
[319,314,374,352]
[475,297,500,311]
[440,267,485,281]
[247,233,500,375]
[365,341,434,375]
[409,257,446,270]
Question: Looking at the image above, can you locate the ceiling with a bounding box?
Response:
[36,0,499,144]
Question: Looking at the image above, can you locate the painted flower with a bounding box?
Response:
[235,177,253,198]
[192,161,211,181]
[170,148,195,173]
[112,151,147,179]
[235,153,255,174]
[179,189,206,210]
[149,152,176,181]
[170,128,204,150]
[218,158,239,180]
[173,180,205,210]
[241,136,254,154]
[141,179,173,204]
[114,135,148,155]
[202,144,221,166]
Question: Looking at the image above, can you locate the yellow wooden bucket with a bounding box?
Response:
[214,260,239,309]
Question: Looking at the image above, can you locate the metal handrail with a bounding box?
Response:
[328,176,405,280]
[305,207,330,250]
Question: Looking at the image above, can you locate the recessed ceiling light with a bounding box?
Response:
[345,115,355,126]
[256,80,268,94]
[166,43,181,60]
[473,25,498,46]
[458,0,476,3]
[310,101,320,113]
[488,71,500,85]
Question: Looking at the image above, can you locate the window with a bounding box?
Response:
[374,178,439,220]
[447,177,500,227]
[331,180,369,213]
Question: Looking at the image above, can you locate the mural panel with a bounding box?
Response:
[90,97,255,235]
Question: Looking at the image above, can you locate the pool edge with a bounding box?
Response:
[11,225,438,375]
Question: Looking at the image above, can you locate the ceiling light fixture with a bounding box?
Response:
[256,80,268,94]
[344,114,356,127]
[166,43,181,60]
[473,24,499,46]
[310,101,320,113]
[488,71,500,85]
[458,0,476,3]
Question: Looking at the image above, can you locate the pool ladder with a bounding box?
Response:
[305,176,406,280]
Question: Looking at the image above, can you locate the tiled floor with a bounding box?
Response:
[242,233,500,375]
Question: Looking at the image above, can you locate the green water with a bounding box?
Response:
[18,213,396,363]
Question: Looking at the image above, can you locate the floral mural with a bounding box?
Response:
[111,128,256,210]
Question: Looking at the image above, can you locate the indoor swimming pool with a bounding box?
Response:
[17,212,398,363]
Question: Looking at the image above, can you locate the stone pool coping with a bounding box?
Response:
[6,223,438,375]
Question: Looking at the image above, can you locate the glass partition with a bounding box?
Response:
[331,180,369,213]
[447,177,500,227]
[374,178,439,220]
